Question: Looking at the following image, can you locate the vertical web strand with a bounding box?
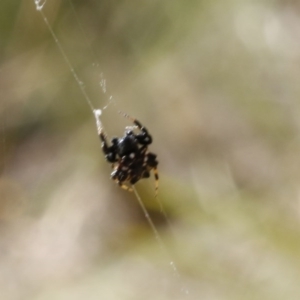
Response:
[34,1,189,295]
[132,186,189,295]
[35,0,95,113]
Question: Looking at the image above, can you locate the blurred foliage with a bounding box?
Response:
[2,0,300,299]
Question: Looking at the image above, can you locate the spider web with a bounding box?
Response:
[33,0,190,296]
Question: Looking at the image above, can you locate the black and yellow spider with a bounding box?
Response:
[98,112,159,195]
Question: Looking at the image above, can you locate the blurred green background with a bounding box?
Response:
[2,0,300,299]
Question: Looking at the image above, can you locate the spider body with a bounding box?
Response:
[98,113,159,195]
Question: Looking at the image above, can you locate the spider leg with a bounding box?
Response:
[99,130,109,153]
[119,111,152,145]
[144,152,159,196]
[97,128,118,163]
[113,179,133,192]
[152,167,159,197]
[147,152,158,167]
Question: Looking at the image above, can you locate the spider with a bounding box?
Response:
[98,112,159,196]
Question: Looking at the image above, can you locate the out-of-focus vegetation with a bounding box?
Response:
[2,0,300,299]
